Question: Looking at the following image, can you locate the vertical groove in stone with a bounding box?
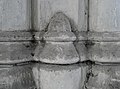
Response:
[87,0,89,32]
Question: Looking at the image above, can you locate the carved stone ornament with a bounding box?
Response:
[34,12,79,64]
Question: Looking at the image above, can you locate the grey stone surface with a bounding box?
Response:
[89,0,120,32]
[0,31,44,41]
[86,65,120,89]
[88,32,120,42]
[34,12,79,64]
[32,63,87,89]
[0,63,88,89]
[44,12,76,42]
[74,42,87,62]
[77,31,87,41]
[88,0,120,62]
[0,0,31,31]
[0,32,33,41]
[0,65,36,89]
[88,42,120,62]
[1,0,120,89]
[35,42,79,64]
[32,0,87,31]
[0,42,37,63]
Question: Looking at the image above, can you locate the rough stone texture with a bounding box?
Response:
[88,42,120,62]
[89,0,120,32]
[32,0,87,31]
[0,31,44,42]
[35,42,79,64]
[34,12,79,64]
[86,65,120,89]
[0,63,88,89]
[77,32,87,41]
[88,0,120,62]
[0,42,38,63]
[0,32,33,41]
[1,0,120,89]
[88,32,120,42]
[44,12,76,42]
[0,65,36,89]
[0,0,31,31]
[74,42,87,62]
[32,63,87,89]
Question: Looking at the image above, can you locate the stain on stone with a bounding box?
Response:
[85,40,95,49]
[31,53,35,57]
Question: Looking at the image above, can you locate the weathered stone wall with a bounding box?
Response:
[0,0,120,89]
[86,0,120,89]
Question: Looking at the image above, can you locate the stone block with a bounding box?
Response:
[32,0,87,31]
[89,0,120,32]
[32,64,87,89]
[88,42,120,62]
[0,65,36,89]
[86,65,120,89]
[0,0,31,31]
[0,42,38,63]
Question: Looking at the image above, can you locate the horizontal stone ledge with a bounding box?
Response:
[0,31,86,41]
[88,42,120,62]
[0,31,34,41]
[88,31,120,42]
[86,65,120,89]
[2,31,120,42]
[0,42,38,63]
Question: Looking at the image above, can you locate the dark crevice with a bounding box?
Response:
[1,60,120,67]
[0,60,89,67]
[0,60,94,67]
[84,64,94,89]
[87,0,90,32]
